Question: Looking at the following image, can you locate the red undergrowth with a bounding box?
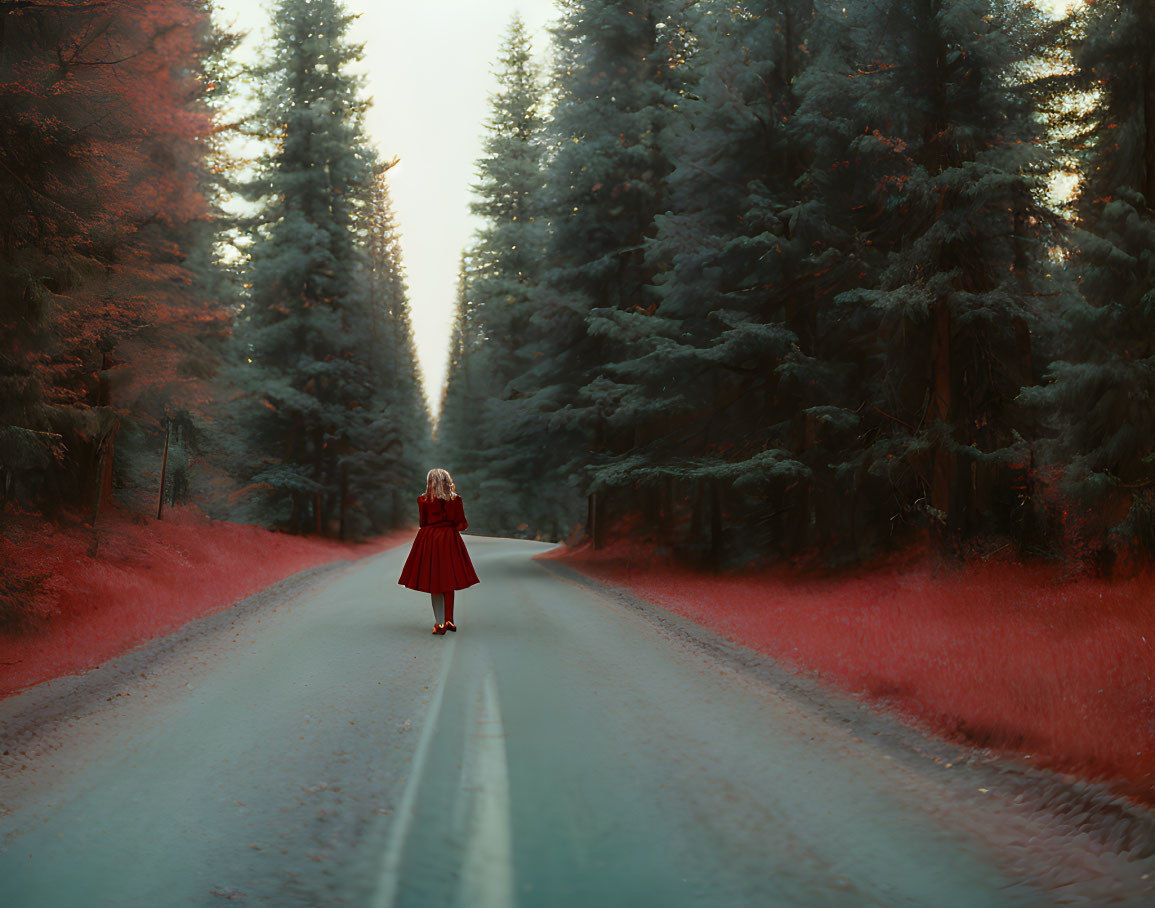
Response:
[541,538,1155,805]
[0,505,410,700]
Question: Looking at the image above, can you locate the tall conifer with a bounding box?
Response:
[590,2,835,562]
[1023,0,1155,560]
[522,0,686,544]
[796,0,1060,548]
[234,0,387,535]
[437,15,548,535]
[436,256,485,482]
[348,168,431,533]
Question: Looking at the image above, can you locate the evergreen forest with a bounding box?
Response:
[437,0,1155,573]
[2,0,1154,574]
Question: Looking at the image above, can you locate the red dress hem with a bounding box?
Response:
[397,494,480,594]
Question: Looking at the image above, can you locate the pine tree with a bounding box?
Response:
[436,14,548,536]
[581,2,838,564]
[469,14,546,354]
[233,0,382,535]
[120,2,248,518]
[1022,0,1155,562]
[435,255,485,487]
[344,166,431,535]
[517,0,688,545]
[794,0,1061,550]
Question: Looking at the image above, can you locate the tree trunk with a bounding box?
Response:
[338,461,348,541]
[588,492,602,550]
[288,415,301,533]
[709,479,722,573]
[799,477,814,553]
[918,2,951,177]
[1144,54,1155,206]
[928,299,953,526]
[689,480,705,549]
[641,482,661,535]
[97,352,114,408]
[814,470,839,551]
[659,476,673,545]
[369,265,379,344]
[92,420,120,524]
[1014,317,1032,389]
[313,426,324,536]
[156,423,170,520]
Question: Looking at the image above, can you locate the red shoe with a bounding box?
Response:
[432,623,446,635]
[444,621,456,632]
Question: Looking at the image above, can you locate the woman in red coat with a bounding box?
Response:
[398,468,479,634]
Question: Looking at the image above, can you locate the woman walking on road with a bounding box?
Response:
[398,468,479,634]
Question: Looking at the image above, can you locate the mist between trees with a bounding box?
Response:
[2,1,1153,575]
[438,0,1155,574]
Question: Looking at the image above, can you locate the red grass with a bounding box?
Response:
[542,539,1155,804]
[0,505,410,700]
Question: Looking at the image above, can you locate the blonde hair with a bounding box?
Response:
[424,468,457,501]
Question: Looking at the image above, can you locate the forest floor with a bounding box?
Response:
[538,538,1155,807]
[0,505,411,700]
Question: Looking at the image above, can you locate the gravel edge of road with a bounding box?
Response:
[0,557,367,749]
[535,557,1155,864]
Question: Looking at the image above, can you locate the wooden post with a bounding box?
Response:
[156,423,170,520]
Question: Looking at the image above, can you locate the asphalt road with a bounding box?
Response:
[1,536,1151,907]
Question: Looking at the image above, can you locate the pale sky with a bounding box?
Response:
[215,0,1079,422]
[214,0,557,421]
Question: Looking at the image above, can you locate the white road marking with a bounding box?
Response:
[455,668,515,908]
[371,634,457,908]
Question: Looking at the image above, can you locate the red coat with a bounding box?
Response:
[397,495,480,594]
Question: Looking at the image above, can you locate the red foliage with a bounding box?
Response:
[544,539,1155,805]
[0,506,410,700]
[1,1,224,512]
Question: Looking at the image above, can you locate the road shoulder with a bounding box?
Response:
[536,557,1155,902]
